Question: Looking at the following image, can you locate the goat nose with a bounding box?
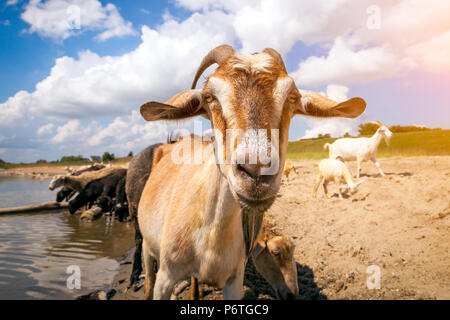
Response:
[237,163,260,178]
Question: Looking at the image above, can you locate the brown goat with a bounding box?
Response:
[138,45,366,299]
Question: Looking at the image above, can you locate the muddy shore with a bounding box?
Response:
[0,165,79,180]
[99,156,450,300]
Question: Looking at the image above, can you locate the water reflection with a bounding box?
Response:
[0,177,134,299]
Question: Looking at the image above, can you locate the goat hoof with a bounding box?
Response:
[129,272,140,288]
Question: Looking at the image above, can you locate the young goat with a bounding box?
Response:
[138,45,366,299]
[282,160,298,183]
[313,158,362,199]
[324,121,392,178]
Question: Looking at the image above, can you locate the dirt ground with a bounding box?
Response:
[110,156,449,300]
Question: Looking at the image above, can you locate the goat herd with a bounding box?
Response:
[47,45,393,300]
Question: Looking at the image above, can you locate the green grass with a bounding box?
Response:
[2,130,449,168]
[286,129,450,160]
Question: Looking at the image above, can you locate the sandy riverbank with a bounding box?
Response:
[91,156,449,300]
[0,165,79,179]
[0,163,129,180]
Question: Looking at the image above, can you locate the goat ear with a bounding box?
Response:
[295,90,366,119]
[140,89,208,121]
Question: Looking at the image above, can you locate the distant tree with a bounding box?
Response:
[60,155,87,163]
[127,151,133,157]
[323,133,331,139]
[102,152,115,162]
[389,125,431,133]
[317,133,323,139]
[358,122,379,136]
[343,132,351,138]
[36,159,47,164]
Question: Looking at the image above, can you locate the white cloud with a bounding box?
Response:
[0,91,32,126]
[2,0,450,162]
[37,123,55,136]
[6,0,20,5]
[21,0,137,41]
[1,11,234,124]
[405,30,450,73]
[291,0,450,86]
[292,37,400,87]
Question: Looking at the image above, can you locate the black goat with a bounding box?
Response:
[126,143,163,287]
[56,187,75,202]
[68,169,127,215]
[111,177,128,222]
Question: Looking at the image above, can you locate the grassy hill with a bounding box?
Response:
[286,129,450,160]
[2,130,449,168]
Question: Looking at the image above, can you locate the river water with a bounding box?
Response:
[0,176,135,299]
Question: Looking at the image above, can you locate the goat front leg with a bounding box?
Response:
[356,155,362,179]
[142,240,156,300]
[153,264,177,300]
[312,174,323,199]
[335,177,343,199]
[323,181,331,199]
[223,261,245,300]
[189,276,203,300]
[372,158,385,177]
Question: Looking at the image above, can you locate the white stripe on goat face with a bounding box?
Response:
[207,77,235,123]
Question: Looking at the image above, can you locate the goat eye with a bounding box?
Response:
[288,95,297,104]
[271,248,280,256]
[205,95,214,103]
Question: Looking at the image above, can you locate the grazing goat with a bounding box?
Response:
[283,160,298,183]
[56,187,76,202]
[324,121,392,178]
[137,45,366,300]
[55,163,106,201]
[190,227,298,299]
[49,167,120,192]
[313,158,362,199]
[68,169,127,214]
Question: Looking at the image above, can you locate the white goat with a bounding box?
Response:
[324,121,392,178]
[313,158,362,199]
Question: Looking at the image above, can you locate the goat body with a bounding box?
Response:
[139,137,246,299]
[137,45,366,300]
[49,167,121,192]
[324,122,392,178]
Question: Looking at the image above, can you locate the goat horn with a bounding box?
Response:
[370,120,384,127]
[262,48,287,73]
[191,44,236,89]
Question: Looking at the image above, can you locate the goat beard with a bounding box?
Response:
[384,135,392,146]
[241,209,265,259]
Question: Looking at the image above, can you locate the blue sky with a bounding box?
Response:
[0,0,449,162]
